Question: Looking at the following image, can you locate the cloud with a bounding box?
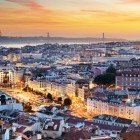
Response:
[125,17,140,22]
[6,0,45,10]
[121,0,140,3]
[0,19,63,26]
[81,9,140,23]
[0,6,65,27]
[81,9,129,17]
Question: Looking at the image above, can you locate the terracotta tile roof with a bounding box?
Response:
[15,115,36,126]
[63,127,93,140]
[15,126,26,133]
[121,131,140,140]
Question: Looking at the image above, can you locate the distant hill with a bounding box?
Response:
[0,36,127,45]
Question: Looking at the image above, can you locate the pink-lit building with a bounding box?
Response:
[116,68,140,90]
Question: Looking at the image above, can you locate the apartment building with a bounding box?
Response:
[0,68,15,85]
[87,97,140,123]
[116,68,140,90]
[28,79,43,92]
[46,82,66,97]
[6,53,21,62]
[116,58,140,69]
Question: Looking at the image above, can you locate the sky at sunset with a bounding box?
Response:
[0,0,140,39]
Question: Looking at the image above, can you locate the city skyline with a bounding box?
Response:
[0,0,140,39]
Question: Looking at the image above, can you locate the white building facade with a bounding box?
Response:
[0,69,15,85]
[87,97,140,123]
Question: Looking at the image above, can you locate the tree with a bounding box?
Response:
[106,65,116,75]
[47,93,53,100]
[64,98,72,106]
[94,74,104,86]
[94,73,115,87]
[58,97,62,103]
[27,105,32,112]
[22,85,28,92]
[16,99,20,103]
[24,102,32,112]
[0,95,6,105]
[22,102,25,107]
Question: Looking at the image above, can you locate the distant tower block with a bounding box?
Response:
[103,33,105,44]
[103,33,107,55]
[47,32,50,44]
[47,32,50,38]
[0,30,2,37]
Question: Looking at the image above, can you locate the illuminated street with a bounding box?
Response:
[68,95,93,119]
[1,87,93,119]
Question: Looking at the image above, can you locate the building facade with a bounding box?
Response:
[116,68,140,89]
[0,69,15,85]
[87,97,140,123]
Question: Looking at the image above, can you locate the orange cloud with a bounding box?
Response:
[0,7,70,28]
